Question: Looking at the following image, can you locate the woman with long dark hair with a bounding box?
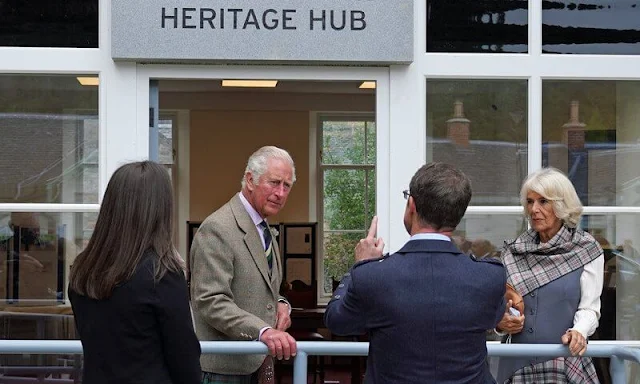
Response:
[69,161,201,384]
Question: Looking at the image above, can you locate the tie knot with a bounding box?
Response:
[261,221,272,251]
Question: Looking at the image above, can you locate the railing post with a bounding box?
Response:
[610,355,627,384]
[293,350,308,384]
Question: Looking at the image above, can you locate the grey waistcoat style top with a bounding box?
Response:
[496,267,583,383]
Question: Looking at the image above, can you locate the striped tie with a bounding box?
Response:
[261,221,273,270]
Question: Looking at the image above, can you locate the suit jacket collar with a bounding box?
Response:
[395,239,463,255]
[229,195,278,295]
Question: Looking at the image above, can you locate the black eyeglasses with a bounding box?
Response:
[402,190,411,200]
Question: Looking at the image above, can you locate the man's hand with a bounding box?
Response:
[562,329,588,356]
[355,216,385,262]
[275,302,291,331]
[260,328,297,360]
[496,299,525,334]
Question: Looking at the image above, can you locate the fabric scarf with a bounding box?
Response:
[502,225,602,297]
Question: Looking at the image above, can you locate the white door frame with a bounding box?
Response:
[134,63,392,272]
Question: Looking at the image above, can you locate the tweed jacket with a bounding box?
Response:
[190,194,284,375]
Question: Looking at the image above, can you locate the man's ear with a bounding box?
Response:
[408,196,417,213]
[245,172,255,191]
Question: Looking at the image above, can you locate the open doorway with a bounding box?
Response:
[152,78,377,303]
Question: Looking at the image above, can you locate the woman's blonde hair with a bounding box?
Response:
[520,167,583,228]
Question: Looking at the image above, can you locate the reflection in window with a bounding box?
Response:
[542,81,640,206]
[0,211,93,305]
[320,115,376,294]
[0,75,99,204]
[543,0,640,54]
[427,0,528,53]
[581,214,640,341]
[0,0,98,47]
[426,80,528,205]
[0,210,87,374]
[455,214,526,258]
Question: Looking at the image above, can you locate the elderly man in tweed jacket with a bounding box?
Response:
[190,146,297,384]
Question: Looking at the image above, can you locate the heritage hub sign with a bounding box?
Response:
[111,1,413,64]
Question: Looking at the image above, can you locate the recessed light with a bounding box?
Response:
[77,77,99,86]
[359,81,376,89]
[222,80,278,88]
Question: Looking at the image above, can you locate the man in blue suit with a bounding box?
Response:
[325,162,506,384]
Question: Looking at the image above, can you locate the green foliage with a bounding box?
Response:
[322,120,375,283]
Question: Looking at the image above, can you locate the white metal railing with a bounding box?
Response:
[0,340,639,384]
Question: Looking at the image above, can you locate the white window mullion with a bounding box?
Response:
[0,204,100,213]
[528,75,543,173]
[529,0,543,57]
[0,48,103,73]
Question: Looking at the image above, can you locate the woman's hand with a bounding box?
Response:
[496,299,525,334]
[562,329,588,356]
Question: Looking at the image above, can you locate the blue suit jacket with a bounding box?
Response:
[324,239,506,384]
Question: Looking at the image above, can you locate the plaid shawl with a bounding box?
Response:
[505,356,599,384]
[502,225,603,297]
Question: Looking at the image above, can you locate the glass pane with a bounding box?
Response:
[0,353,82,383]
[0,211,93,304]
[461,212,640,342]
[426,80,528,205]
[542,0,640,54]
[323,231,363,294]
[0,75,99,204]
[427,0,528,53]
[454,214,527,256]
[322,120,369,165]
[366,121,377,164]
[323,169,372,230]
[158,119,174,165]
[542,80,640,206]
[581,214,640,341]
[0,0,98,47]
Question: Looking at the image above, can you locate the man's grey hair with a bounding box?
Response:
[241,146,296,189]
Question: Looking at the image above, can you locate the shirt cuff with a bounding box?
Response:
[258,326,272,341]
[278,298,292,315]
[494,328,507,337]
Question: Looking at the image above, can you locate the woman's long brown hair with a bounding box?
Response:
[69,161,183,299]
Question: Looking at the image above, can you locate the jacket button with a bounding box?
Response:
[267,304,274,310]
[338,284,345,288]
[530,309,535,315]
[334,294,341,299]
[530,292,536,297]
[528,327,534,333]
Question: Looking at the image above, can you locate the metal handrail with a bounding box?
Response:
[0,340,639,384]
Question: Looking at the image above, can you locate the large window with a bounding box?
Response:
[420,0,640,355]
[426,79,528,205]
[0,75,99,204]
[0,0,99,48]
[0,74,99,306]
[542,80,640,207]
[427,0,528,53]
[542,0,640,54]
[319,114,376,295]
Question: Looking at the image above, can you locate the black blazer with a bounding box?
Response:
[69,252,202,384]
[325,239,506,384]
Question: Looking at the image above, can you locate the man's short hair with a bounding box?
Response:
[408,162,472,230]
[240,146,296,189]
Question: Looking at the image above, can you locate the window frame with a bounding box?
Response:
[316,112,376,298]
